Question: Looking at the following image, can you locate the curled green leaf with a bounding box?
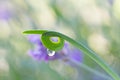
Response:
[41,32,64,51]
[23,30,64,51]
[23,30,120,80]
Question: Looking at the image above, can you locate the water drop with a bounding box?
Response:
[47,49,55,56]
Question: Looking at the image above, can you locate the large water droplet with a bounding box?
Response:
[47,49,55,56]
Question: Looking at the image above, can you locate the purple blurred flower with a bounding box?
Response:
[0,2,12,20]
[108,0,114,6]
[27,34,83,62]
[93,76,106,80]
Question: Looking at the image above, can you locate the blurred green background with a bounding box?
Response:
[0,0,120,80]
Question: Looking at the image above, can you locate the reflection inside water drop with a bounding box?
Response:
[47,49,55,56]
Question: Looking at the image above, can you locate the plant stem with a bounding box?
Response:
[23,30,120,80]
[46,31,120,80]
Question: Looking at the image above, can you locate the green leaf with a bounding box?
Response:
[23,30,120,80]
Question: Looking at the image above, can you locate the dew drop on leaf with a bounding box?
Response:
[47,49,55,56]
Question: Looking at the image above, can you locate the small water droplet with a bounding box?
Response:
[47,49,55,56]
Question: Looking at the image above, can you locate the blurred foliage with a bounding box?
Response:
[0,0,120,80]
